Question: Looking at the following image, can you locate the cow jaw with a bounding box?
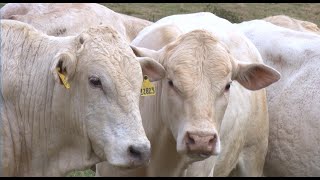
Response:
[83,76,151,169]
[86,103,151,169]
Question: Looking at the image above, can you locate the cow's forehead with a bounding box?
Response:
[86,25,121,39]
[79,48,142,88]
[76,26,143,91]
[164,30,233,86]
[81,25,129,54]
[164,32,232,93]
[78,25,138,67]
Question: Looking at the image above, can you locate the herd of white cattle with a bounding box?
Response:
[0,3,319,177]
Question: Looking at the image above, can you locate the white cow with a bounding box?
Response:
[0,3,153,42]
[96,12,281,176]
[0,20,165,176]
[263,15,320,35]
[236,19,320,176]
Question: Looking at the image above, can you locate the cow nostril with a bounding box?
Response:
[209,138,214,145]
[209,134,217,146]
[187,133,195,145]
[128,145,142,159]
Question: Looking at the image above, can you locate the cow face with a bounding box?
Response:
[132,29,280,162]
[51,26,165,168]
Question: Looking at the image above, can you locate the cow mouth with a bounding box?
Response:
[114,159,150,170]
[199,153,211,158]
[186,152,213,161]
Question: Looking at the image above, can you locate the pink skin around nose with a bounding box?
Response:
[185,132,218,158]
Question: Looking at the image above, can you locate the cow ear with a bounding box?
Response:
[51,52,77,89]
[131,45,166,82]
[137,57,166,82]
[131,45,159,60]
[232,61,281,91]
[50,34,85,89]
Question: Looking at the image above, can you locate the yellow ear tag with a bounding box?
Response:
[56,68,70,89]
[141,75,156,96]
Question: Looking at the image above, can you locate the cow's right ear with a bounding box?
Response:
[137,57,166,82]
[51,52,77,89]
[131,45,166,82]
[131,45,159,60]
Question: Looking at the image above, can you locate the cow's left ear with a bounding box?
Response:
[232,61,281,91]
[51,52,77,89]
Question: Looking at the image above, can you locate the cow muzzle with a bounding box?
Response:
[184,131,220,159]
[126,143,151,168]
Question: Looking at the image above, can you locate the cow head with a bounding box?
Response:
[132,29,280,162]
[51,25,165,168]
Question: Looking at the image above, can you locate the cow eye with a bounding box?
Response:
[168,80,174,87]
[89,76,102,88]
[225,82,232,92]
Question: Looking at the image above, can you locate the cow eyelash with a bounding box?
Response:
[89,76,102,89]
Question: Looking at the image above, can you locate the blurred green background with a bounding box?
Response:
[1,3,319,25]
[102,3,320,25]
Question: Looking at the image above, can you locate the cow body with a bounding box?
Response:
[262,15,320,35]
[0,20,165,176]
[236,20,320,176]
[0,3,152,42]
[96,12,280,177]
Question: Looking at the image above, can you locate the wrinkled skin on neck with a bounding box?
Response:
[0,20,150,176]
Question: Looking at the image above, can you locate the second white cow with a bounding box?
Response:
[236,19,320,177]
[96,12,281,177]
[0,3,152,42]
[262,15,320,35]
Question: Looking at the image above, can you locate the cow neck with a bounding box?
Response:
[140,79,189,176]
[1,37,97,176]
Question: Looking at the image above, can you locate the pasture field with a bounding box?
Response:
[66,169,95,177]
[0,2,318,177]
[101,3,320,25]
[0,3,319,25]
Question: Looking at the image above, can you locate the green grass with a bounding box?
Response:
[66,169,95,177]
[101,3,320,25]
[1,2,319,177]
[1,3,319,25]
